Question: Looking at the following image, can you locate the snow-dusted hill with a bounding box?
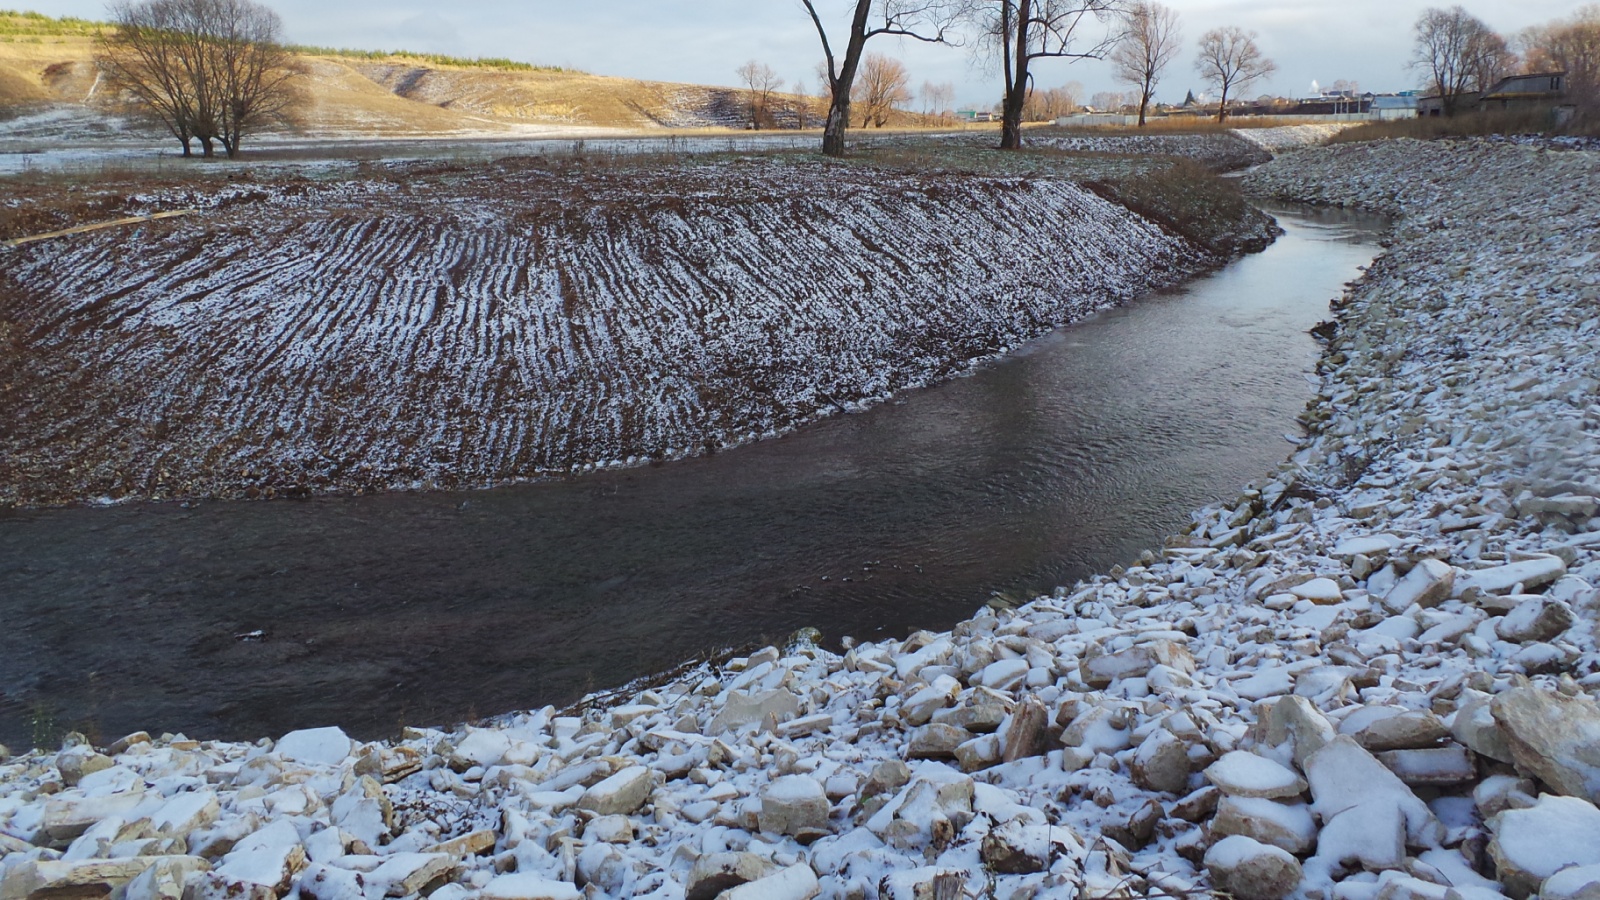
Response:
[2,139,1594,900]
[0,157,1270,507]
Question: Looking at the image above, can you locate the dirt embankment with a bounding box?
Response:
[0,156,1274,507]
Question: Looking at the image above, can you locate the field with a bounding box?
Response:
[0,150,1276,507]
[0,11,950,138]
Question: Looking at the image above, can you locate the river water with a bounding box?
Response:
[0,204,1385,747]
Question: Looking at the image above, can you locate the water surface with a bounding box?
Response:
[0,205,1385,746]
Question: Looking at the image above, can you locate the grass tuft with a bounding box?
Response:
[289,45,575,73]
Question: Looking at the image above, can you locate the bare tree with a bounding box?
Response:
[1023,81,1079,119]
[210,0,296,156]
[1411,6,1503,115]
[972,0,1119,149]
[799,0,962,156]
[1109,0,1180,125]
[1467,28,1516,92]
[1194,26,1276,122]
[1088,89,1133,111]
[920,79,955,118]
[853,53,913,126]
[736,59,782,129]
[1521,5,1600,110]
[97,0,295,158]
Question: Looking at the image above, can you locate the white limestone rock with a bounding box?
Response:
[685,852,779,900]
[273,727,354,767]
[1489,794,1600,899]
[1377,745,1477,786]
[1382,559,1455,613]
[1080,640,1194,687]
[714,863,819,900]
[1212,796,1317,855]
[1204,835,1303,900]
[0,858,169,900]
[1130,730,1192,794]
[576,766,653,816]
[1543,864,1600,900]
[1305,736,1444,848]
[707,689,801,734]
[1255,695,1337,770]
[1204,751,1307,799]
[1452,690,1515,763]
[758,775,830,837]
[1492,687,1600,805]
[480,874,582,900]
[1495,598,1575,643]
[1341,707,1450,752]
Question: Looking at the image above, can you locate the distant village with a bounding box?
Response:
[985,71,1574,127]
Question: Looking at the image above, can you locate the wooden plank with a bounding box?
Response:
[3,210,198,249]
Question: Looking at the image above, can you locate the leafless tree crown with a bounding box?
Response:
[853,53,913,126]
[1194,26,1276,121]
[1108,0,1181,125]
[799,0,964,154]
[736,59,783,129]
[972,0,1119,148]
[1520,5,1599,109]
[1410,6,1513,115]
[97,0,297,158]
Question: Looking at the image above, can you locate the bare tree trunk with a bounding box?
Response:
[998,0,1033,151]
[822,101,851,156]
[1138,89,1151,125]
[1000,91,1026,148]
[1216,86,1228,122]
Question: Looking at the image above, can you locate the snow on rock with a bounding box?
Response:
[715,863,820,900]
[1492,687,1600,804]
[1543,864,1600,900]
[1489,794,1600,899]
[1204,751,1307,799]
[2,138,1599,900]
[479,874,583,900]
[272,727,354,768]
[0,159,1251,508]
[1204,835,1304,900]
[758,776,830,838]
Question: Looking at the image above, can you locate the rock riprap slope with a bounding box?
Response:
[0,157,1265,507]
[3,137,1599,900]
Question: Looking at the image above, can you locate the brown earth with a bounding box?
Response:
[0,153,1274,507]
[0,28,940,136]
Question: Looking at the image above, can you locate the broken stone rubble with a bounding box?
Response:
[3,136,1599,900]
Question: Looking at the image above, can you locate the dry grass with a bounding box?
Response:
[1045,116,1335,136]
[1329,107,1600,142]
[1081,157,1277,258]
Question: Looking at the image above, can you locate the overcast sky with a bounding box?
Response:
[38,0,1581,107]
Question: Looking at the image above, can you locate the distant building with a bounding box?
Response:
[1416,91,1481,117]
[1371,94,1418,120]
[1480,72,1567,111]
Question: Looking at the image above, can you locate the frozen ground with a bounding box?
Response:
[3,138,1597,899]
[0,155,1272,507]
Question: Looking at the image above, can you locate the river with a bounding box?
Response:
[0,204,1385,748]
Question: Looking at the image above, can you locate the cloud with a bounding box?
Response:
[40,0,1573,105]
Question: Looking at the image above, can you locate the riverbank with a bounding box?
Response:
[0,151,1274,509]
[4,137,1598,900]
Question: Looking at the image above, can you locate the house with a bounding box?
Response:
[1480,72,1567,111]
[1371,94,1418,120]
[1415,91,1481,117]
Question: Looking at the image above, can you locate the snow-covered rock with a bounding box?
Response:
[1204,835,1304,900]
[1489,794,1600,899]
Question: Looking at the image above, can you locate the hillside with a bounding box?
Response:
[0,10,933,140]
